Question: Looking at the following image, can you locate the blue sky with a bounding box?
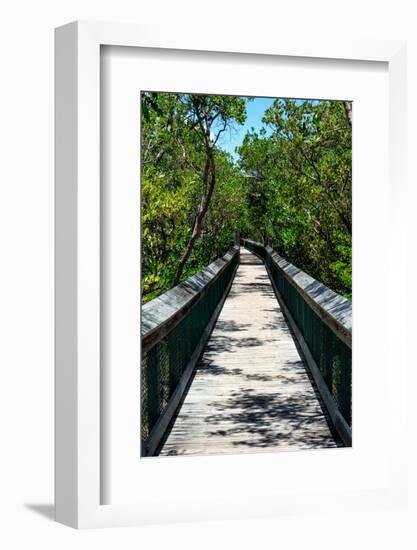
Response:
[216,97,275,160]
[215,96,317,161]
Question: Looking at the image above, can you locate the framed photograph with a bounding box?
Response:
[55,21,407,528]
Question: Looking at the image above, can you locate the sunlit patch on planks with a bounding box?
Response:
[158,248,339,456]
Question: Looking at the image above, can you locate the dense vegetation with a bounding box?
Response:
[141,93,352,303]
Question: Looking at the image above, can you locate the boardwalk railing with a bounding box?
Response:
[242,239,352,446]
[141,245,240,456]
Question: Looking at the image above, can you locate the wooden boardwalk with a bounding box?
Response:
[158,248,339,456]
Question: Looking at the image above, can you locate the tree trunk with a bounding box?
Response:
[171,153,216,287]
[343,101,352,127]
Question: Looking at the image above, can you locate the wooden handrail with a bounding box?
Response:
[142,245,240,353]
[242,239,352,348]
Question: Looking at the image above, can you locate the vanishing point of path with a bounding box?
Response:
[158,248,339,456]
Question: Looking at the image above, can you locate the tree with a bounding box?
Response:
[237,99,352,297]
[141,94,352,302]
[141,92,247,301]
[171,94,246,287]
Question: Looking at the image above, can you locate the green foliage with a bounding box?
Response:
[237,98,352,297]
[141,93,352,303]
[141,92,248,302]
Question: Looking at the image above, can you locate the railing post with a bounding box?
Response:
[235,230,240,246]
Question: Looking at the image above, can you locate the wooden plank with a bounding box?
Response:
[158,248,339,457]
[267,272,352,447]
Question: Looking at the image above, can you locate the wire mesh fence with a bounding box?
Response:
[141,248,239,446]
[242,239,352,426]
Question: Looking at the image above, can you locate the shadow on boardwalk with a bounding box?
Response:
[158,248,341,457]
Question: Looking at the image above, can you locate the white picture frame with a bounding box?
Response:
[55,20,407,529]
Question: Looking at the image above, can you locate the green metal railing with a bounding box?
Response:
[242,239,352,429]
[141,246,239,452]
